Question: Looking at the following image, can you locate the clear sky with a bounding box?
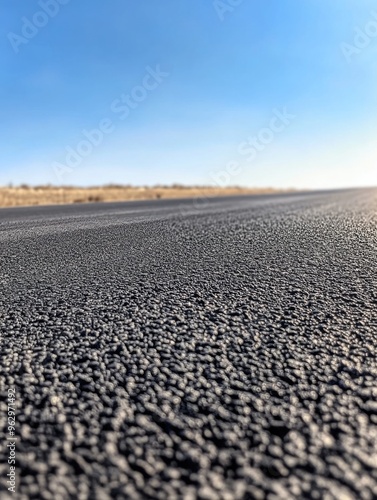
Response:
[2,0,377,188]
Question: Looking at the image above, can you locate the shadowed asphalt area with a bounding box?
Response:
[1,189,377,499]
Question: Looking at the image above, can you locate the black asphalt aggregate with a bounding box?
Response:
[1,189,377,500]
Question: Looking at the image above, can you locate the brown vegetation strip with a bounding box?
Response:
[0,186,291,208]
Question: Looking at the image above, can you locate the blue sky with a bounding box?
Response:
[1,0,377,188]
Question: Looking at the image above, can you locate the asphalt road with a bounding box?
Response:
[1,189,377,500]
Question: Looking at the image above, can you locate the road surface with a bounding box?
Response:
[1,189,377,499]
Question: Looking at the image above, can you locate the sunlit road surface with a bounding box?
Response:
[1,189,377,499]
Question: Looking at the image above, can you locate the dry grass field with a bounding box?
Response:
[0,185,290,208]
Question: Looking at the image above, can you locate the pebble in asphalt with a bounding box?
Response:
[0,190,377,499]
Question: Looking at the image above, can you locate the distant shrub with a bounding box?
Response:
[34,184,54,190]
[102,183,132,189]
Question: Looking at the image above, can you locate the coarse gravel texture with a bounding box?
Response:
[0,189,377,500]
